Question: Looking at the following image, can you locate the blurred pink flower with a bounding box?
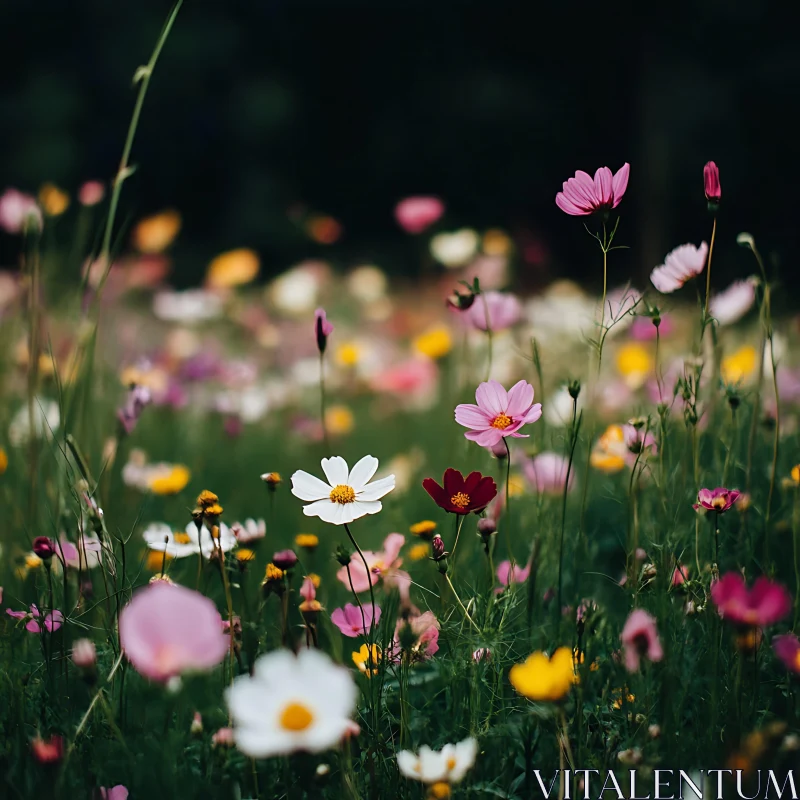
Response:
[711,572,792,627]
[99,787,128,800]
[496,559,531,590]
[555,163,630,216]
[394,196,445,234]
[650,242,708,294]
[462,291,521,332]
[119,582,229,682]
[6,604,64,633]
[473,648,491,662]
[773,633,800,674]
[704,161,721,204]
[389,611,439,662]
[455,379,542,448]
[212,727,235,748]
[330,602,381,637]
[78,181,105,207]
[231,518,266,544]
[31,735,64,764]
[315,308,334,353]
[710,279,756,326]
[371,357,438,397]
[630,315,673,340]
[57,534,102,570]
[693,487,740,513]
[620,609,663,672]
[0,188,43,233]
[72,638,97,668]
[335,533,411,603]
[672,563,690,587]
[622,424,657,455]
[523,452,574,495]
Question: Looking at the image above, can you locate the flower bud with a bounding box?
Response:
[431,534,447,561]
[703,161,721,208]
[477,517,497,538]
[261,472,281,490]
[446,289,475,311]
[334,545,352,566]
[71,638,97,669]
[314,308,334,354]
[272,549,298,571]
[568,379,581,400]
[190,711,204,735]
[32,536,56,560]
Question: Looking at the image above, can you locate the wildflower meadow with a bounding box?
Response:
[2,6,800,800]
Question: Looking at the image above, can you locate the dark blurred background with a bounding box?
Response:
[2,0,798,290]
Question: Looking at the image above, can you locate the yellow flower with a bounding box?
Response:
[306,573,321,588]
[335,343,361,367]
[409,543,430,561]
[352,644,381,678]
[509,647,576,702]
[264,563,284,582]
[295,533,319,550]
[612,688,635,709]
[148,465,191,495]
[0,447,7,475]
[196,490,219,508]
[236,549,256,563]
[25,553,43,570]
[413,326,452,360]
[38,183,70,216]
[410,520,437,538]
[616,343,653,389]
[482,228,513,257]
[508,473,526,497]
[132,209,181,253]
[790,465,800,485]
[429,783,452,800]
[325,405,354,436]
[721,345,758,384]
[206,248,260,289]
[145,550,173,571]
[590,424,628,474]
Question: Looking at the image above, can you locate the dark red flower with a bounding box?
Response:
[422,468,497,515]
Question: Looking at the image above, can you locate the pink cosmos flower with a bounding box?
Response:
[99,787,129,800]
[118,582,229,682]
[462,291,522,332]
[650,242,708,294]
[72,638,97,668]
[371,357,438,398]
[335,533,412,603]
[704,161,721,204]
[57,535,103,571]
[331,602,382,637]
[496,559,532,591]
[773,633,800,674]
[523,452,574,495]
[212,727,235,748]
[0,188,43,233]
[710,279,756,326]
[231,518,266,544]
[620,609,664,672]
[693,487,741,513]
[630,314,674,341]
[314,307,334,353]
[672,563,690,588]
[78,181,105,207]
[622,424,657,455]
[711,572,792,627]
[6,604,64,633]
[555,163,630,216]
[394,196,445,234]
[31,735,64,764]
[389,611,440,662]
[473,648,491,662]
[456,379,542,448]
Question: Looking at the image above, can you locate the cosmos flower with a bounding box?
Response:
[57,534,103,571]
[496,559,532,591]
[773,634,800,674]
[430,229,480,268]
[0,188,43,233]
[291,455,395,526]
[650,243,708,294]
[30,735,64,764]
[231,518,266,544]
[336,533,412,603]
[6,604,64,633]
[132,209,181,253]
[389,611,440,662]
[394,196,445,234]
[98,786,128,800]
[397,738,478,786]
[622,424,657,455]
[142,521,237,559]
[330,603,382,637]
[225,649,357,757]
[78,181,105,206]
[422,468,498,514]
[710,279,757,326]
[555,163,630,216]
[711,573,792,627]
[119,582,229,682]
[523,452,574,495]
[509,648,576,702]
[455,380,542,448]
[620,609,664,673]
[152,289,223,323]
[693,487,741,513]
[462,291,522,332]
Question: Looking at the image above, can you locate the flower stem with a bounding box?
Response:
[703,216,717,325]
[319,351,331,455]
[557,396,579,619]
[444,574,480,632]
[344,523,378,634]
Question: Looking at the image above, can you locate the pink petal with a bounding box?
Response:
[594,167,613,206]
[505,380,534,417]
[611,163,630,207]
[475,380,508,416]
[454,403,492,430]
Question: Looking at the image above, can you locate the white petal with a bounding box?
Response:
[320,456,349,487]
[347,455,379,491]
[397,751,422,780]
[291,470,333,501]
[351,500,382,519]
[303,498,340,524]
[357,475,395,502]
[233,727,290,758]
[142,522,172,544]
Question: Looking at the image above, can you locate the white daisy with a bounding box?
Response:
[291,455,395,526]
[225,648,357,757]
[143,521,237,559]
[396,737,478,785]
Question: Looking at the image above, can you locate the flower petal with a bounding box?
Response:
[321,456,349,487]
[357,475,395,502]
[347,455,379,491]
[291,470,333,501]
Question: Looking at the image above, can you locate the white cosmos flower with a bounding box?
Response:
[291,455,395,525]
[396,737,478,785]
[143,521,237,559]
[225,648,357,757]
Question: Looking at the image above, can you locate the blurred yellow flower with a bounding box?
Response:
[264,563,284,582]
[325,405,354,436]
[413,326,452,360]
[335,343,361,367]
[145,550,173,571]
[119,364,168,393]
[132,209,181,253]
[0,447,7,475]
[590,424,627,474]
[508,473,526,497]
[409,543,430,561]
[509,647,576,702]
[148,465,191,495]
[791,465,800,485]
[612,688,636,709]
[25,553,43,570]
[482,228,513,256]
[410,520,436,538]
[721,345,758,384]
[236,548,256,563]
[616,342,653,389]
[352,644,381,677]
[295,533,319,549]
[306,573,321,588]
[38,183,70,216]
[206,248,260,289]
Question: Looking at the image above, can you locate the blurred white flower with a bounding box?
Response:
[430,229,479,268]
[526,281,595,342]
[710,278,757,326]
[269,264,324,315]
[396,737,477,785]
[0,188,43,234]
[347,265,388,303]
[153,289,222,323]
[9,399,60,446]
[545,385,582,427]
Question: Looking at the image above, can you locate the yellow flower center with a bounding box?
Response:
[236,549,255,562]
[711,496,728,510]
[446,756,457,770]
[330,484,356,504]
[491,413,513,430]
[450,492,471,509]
[794,651,800,671]
[279,702,315,732]
[429,783,452,799]
[173,532,192,545]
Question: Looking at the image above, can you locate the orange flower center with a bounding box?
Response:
[173,532,192,544]
[711,495,728,510]
[329,484,356,504]
[450,492,470,509]
[491,413,513,430]
[279,702,315,731]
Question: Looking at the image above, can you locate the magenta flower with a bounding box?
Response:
[394,196,445,234]
[555,163,630,216]
[523,452,574,495]
[330,603,381,637]
[335,533,411,604]
[711,572,792,628]
[455,379,542,448]
[119,582,229,682]
[6,604,64,633]
[773,634,800,674]
[314,308,334,353]
[630,314,674,341]
[117,383,152,435]
[462,291,522,332]
[693,487,741,513]
[496,559,532,591]
[78,181,105,207]
[650,242,708,294]
[704,161,721,205]
[272,550,298,570]
[32,536,57,560]
[620,609,664,673]
[99,787,129,800]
